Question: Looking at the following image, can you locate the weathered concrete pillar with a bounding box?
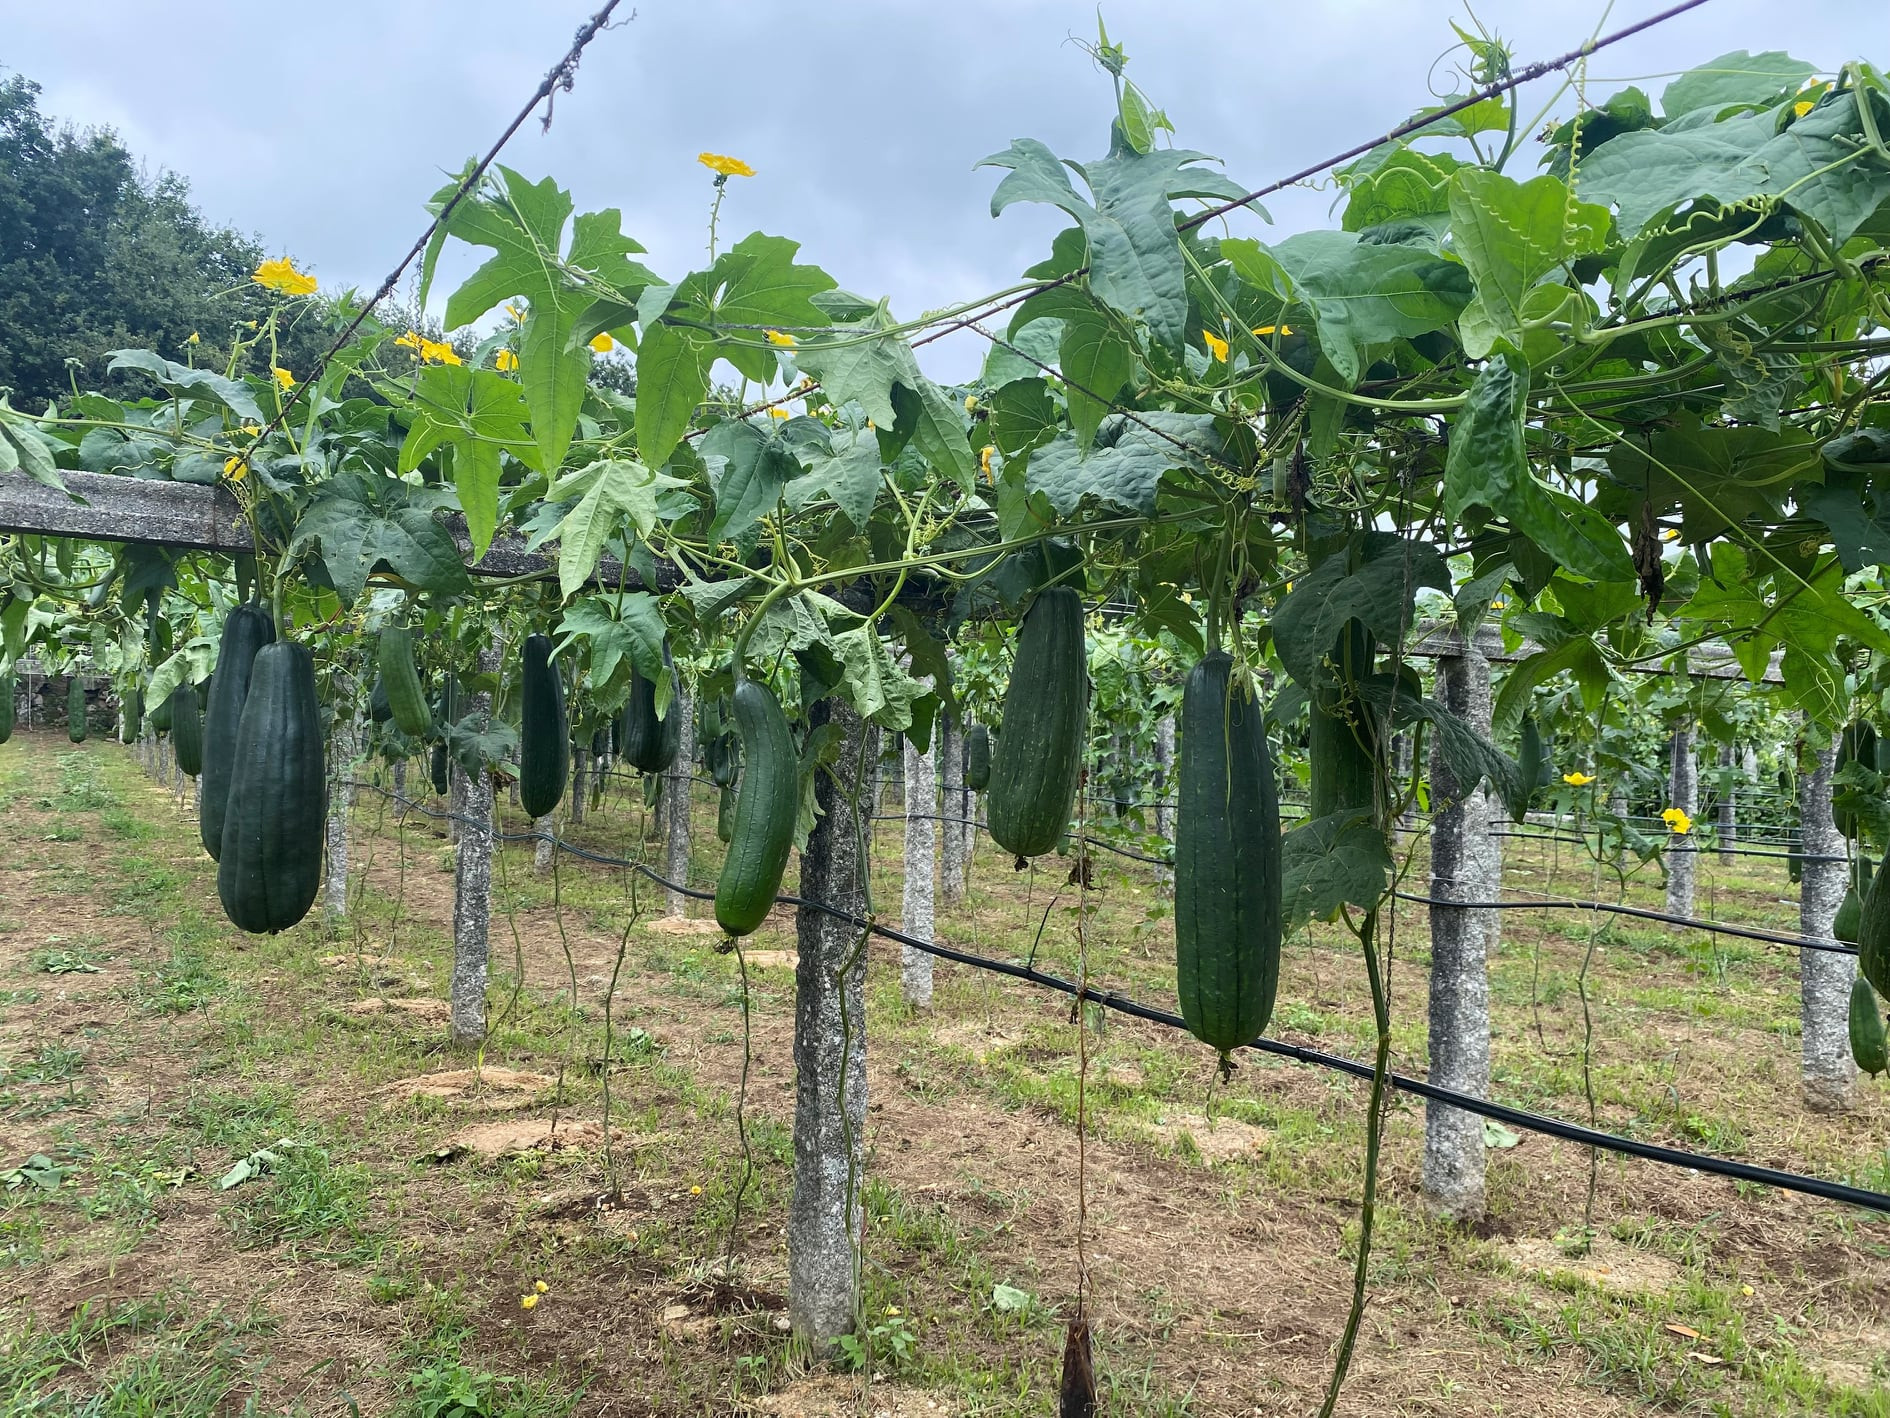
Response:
[1665,723,1698,919]
[569,746,588,826]
[901,736,935,1009]
[1154,713,1176,886]
[533,814,556,873]
[664,682,695,916]
[448,645,499,1046]
[1423,635,1499,1220]
[939,716,967,910]
[324,717,357,923]
[790,696,875,1349]
[1799,744,1856,1111]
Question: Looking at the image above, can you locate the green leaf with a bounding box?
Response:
[1281,811,1394,925]
[1800,483,1890,574]
[1661,49,1816,116]
[986,378,1060,462]
[1224,231,1472,386]
[559,593,667,694]
[103,349,264,423]
[829,622,926,730]
[398,365,539,558]
[979,137,1252,352]
[1445,355,1634,582]
[702,420,797,542]
[635,320,711,472]
[289,475,473,605]
[1446,170,1609,359]
[552,459,658,598]
[0,418,66,492]
[680,232,836,384]
[430,168,657,471]
[1271,532,1449,687]
[1581,92,1890,243]
[1341,148,1466,231]
[792,425,882,529]
[1058,304,1134,446]
[1360,675,1526,820]
[795,314,977,491]
[1025,411,1223,517]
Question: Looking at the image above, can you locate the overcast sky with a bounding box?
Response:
[6,1,1882,382]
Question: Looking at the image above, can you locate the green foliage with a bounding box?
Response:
[0,76,328,408]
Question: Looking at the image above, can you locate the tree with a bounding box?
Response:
[0,74,326,407]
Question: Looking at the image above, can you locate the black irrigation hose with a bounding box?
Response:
[1396,892,1856,956]
[348,779,1890,1218]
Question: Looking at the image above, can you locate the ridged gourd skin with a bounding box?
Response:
[717,783,737,843]
[1517,716,1545,810]
[987,587,1087,858]
[379,628,433,738]
[67,678,86,743]
[1308,622,1378,821]
[0,672,13,744]
[1175,652,1282,1058]
[369,675,393,724]
[518,634,570,819]
[714,678,798,937]
[621,647,682,773]
[148,686,173,733]
[430,743,449,796]
[200,604,276,861]
[122,685,142,740]
[965,723,991,792]
[1850,975,1888,1077]
[170,686,204,777]
[1857,844,1890,997]
[216,642,325,934]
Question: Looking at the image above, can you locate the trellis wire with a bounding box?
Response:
[347,778,1890,1218]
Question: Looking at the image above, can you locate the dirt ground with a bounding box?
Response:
[2,733,1887,1415]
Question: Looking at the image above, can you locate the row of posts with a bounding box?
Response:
[116,633,1865,1344]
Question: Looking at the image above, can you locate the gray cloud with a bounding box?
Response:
[7,1,1881,383]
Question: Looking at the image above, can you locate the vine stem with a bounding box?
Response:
[1317,905,1389,1418]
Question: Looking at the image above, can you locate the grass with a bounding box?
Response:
[0,737,1883,1415]
[0,1293,278,1416]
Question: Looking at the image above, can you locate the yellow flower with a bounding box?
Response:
[980,445,995,479]
[252,257,317,296]
[689,1185,703,1195]
[1562,771,1594,786]
[1202,328,1229,363]
[764,329,797,348]
[223,456,246,481]
[964,394,979,413]
[534,1280,548,1294]
[589,333,615,354]
[240,423,261,437]
[885,1305,902,1317]
[767,407,790,419]
[698,152,756,178]
[1251,324,1293,336]
[520,1293,539,1310]
[1660,528,1679,540]
[272,367,295,389]
[505,302,527,323]
[186,331,201,345]
[419,337,461,366]
[394,330,423,351]
[1662,807,1692,835]
[1741,1285,1754,1297]
[495,349,519,372]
